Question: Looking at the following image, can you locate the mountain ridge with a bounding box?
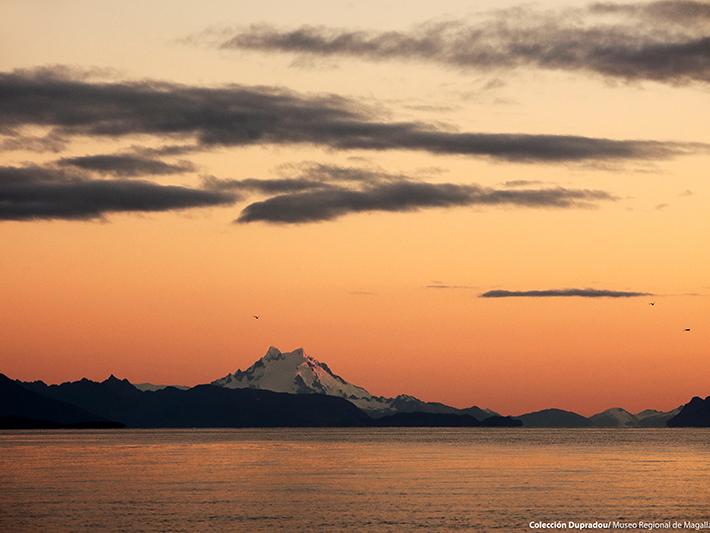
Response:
[2,370,704,428]
[2,345,699,428]
[0,373,123,428]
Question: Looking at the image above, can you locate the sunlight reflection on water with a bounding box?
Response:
[1,428,709,531]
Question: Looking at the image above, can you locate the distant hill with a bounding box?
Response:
[375,412,482,427]
[668,397,710,427]
[513,406,681,428]
[516,408,592,428]
[637,408,681,427]
[481,416,523,427]
[585,407,681,428]
[590,408,639,427]
[374,412,521,427]
[384,395,497,420]
[0,373,121,429]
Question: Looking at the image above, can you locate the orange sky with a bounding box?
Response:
[1,0,708,416]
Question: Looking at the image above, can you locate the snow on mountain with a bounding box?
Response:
[135,383,189,392]
[635,408,681,427]
[636,409,664,420]
[590,407,639,427]
[211,346,493,418]
[211,346,392,413]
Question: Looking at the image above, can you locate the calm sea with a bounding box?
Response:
[1,429,709,531]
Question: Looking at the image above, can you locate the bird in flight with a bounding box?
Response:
[683,328,691,332]
[649,302,655,306]
[253,315,260,320]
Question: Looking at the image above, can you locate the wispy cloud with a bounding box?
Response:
[0,68,703,163]
[480,288,652,298]
[501,180,547,188]
[426,283,477,289]
[203,175,328,194]
[0,129,67,153]
[215,1,710,85]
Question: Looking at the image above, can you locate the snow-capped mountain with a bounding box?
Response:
[590,407,639,427]
[635,408,680,427]
[212,346,495,418]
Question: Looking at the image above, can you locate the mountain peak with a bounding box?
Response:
[100,375,137,392]
[212,346,389,410]
[263,346,282,359]
[590,407,639,427]
[103,374,130,385]
[210,345,496,419]
[262,346,306,363]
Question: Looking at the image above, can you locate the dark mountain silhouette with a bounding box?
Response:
[462,406,500,419]
[374,412,521,427]
[0,373,120,428]
[515,408,592,428]
[3,371,700,429]
[480,416,523,427]
[20,377,371,427]
[5,373,520,428]
[514,407,681,428]
[668,396,710,427]
[0,416,124,429]
[375,412,483,427]
[382,395,497,420]
[22,375,147,425]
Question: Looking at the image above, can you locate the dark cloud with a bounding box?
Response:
[0,165,236,221]
[236,176,615,224]
[480,288,651,298]
[209,164,606,225]
[218,1,710,84]
[57,154,195,177]
[0,68,701,162]
[130,144,203,157]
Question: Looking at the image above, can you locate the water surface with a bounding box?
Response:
[1,429,709,531]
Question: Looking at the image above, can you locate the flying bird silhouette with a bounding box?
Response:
[649,302,655,306]
[253,315,260,320]
[683,328,691,332]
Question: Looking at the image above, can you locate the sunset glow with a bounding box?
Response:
[2,0,709,417]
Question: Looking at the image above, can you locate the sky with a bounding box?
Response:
[1,0,709,416]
